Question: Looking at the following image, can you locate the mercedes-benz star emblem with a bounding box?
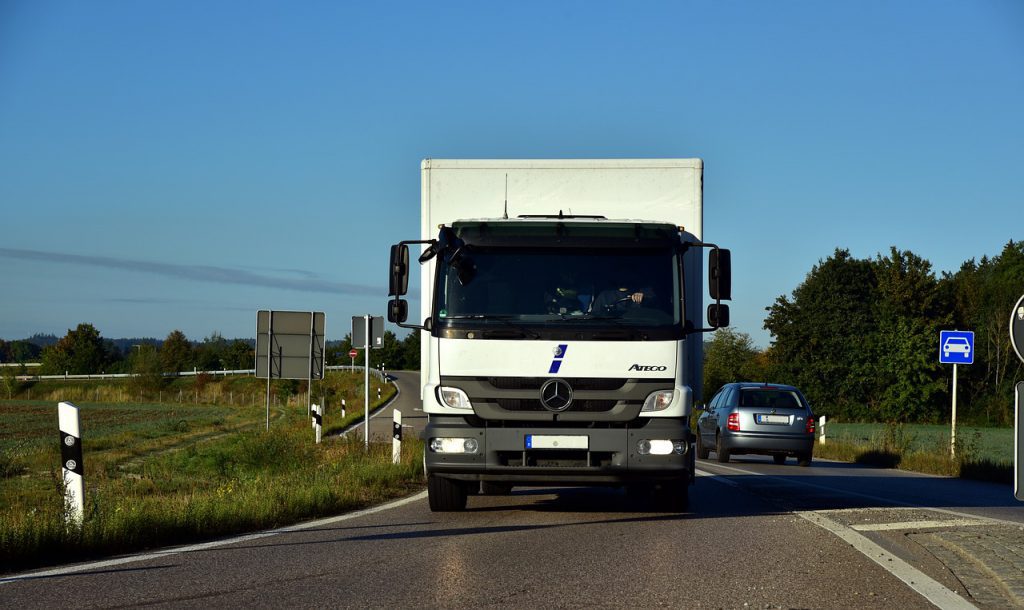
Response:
[539,379,573,412]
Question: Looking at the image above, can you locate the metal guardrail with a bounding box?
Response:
[13,365,388,383]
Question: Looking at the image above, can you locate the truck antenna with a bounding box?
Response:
[503,174,509,219]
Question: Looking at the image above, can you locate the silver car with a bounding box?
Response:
[696,382,815,466]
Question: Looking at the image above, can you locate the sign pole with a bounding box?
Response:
[951,363,958,457]
[1016,381,1022,502]
[364,314,370,452]
[266,311,273,431]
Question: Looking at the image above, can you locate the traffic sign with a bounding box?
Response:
[349,349,358,359]
[1011,294,1024,365]
[939,330,974,365]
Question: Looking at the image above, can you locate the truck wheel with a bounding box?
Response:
[715,432,731,463]
[428,474,468,511]
[797,453,813,467]
[696,433,710,460]
[480,481,513,495]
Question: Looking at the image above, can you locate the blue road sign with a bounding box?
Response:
[939,330,974,365]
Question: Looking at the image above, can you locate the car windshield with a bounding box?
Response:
[738,389,804,409]
[435,246,680,328]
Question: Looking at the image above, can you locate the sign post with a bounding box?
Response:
[256,310,325,431]
[1010,294,1024,501]
[352,316,384,451]
[939,330,974,457]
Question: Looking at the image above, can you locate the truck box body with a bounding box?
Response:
[397,158,723,511]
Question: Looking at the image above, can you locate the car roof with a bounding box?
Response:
[730,382,802,391]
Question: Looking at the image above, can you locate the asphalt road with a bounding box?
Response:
[3,372,1022,609]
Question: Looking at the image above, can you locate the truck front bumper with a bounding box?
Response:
[424,416,693,486]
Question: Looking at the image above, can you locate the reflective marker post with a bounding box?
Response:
[58,402,84,526]
[393,410,402,464]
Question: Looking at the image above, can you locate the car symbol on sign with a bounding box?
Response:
[942,337,971,358]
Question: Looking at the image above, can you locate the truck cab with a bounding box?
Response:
[387,160,730,511]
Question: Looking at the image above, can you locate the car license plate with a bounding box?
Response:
[756,414,790,425]
[525,435,589,450]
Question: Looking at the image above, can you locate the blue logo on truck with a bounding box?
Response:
[549,344,568,374]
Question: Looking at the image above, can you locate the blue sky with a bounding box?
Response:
[1,1,1022,348]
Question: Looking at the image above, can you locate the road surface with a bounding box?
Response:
[3,371,1022,608]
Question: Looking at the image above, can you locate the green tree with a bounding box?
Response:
[160,330,193,374]
[764,249,877,419]
[39,323,112,375]
[129,344,164,395]
[194,332,228,371]
[703,328,764,403]
[223,339,254,370]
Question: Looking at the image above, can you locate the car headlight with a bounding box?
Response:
[437,386,473,410]
[641,389,675,412]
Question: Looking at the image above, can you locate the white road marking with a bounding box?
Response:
[797,510,976,610]
[696,464,978,610]
[0,490,428,584]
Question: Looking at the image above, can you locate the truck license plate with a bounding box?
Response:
[525,435,589,450]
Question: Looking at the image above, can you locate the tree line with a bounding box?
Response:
[705,241,1024,426]
[0,325,422,376]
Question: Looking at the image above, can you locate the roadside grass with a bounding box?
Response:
[0,372,412,575]
[813,422,1012,483]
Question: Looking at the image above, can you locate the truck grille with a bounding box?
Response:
[495,398,618,412]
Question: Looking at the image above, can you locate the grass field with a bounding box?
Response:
[0,371,418,574]
[823,422,1013,465]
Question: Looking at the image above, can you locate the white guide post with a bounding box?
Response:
[819,415,827,445]
[313,403,322,444]
[392,410,402,465]
[58,402,84,526]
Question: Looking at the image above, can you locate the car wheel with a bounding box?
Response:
[428,474,468,511]
[773,454,787,465]
[715,432,731,463]
[696,432,710,459]
[797,452,813,467]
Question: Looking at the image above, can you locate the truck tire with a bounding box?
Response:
[480,481,513,495]
[696,433,710,460]
[428,474,468,511]
[715,432,731,463]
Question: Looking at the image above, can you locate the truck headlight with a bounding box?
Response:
[430,438,479,454]
[437,386,472,410]
[641,389,675,412]
[636,440,688,456]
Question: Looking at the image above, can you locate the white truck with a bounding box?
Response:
[387,159,731,511]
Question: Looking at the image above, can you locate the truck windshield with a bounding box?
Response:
[435,246,681,330]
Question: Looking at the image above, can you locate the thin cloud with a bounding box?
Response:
[0,247,382,296]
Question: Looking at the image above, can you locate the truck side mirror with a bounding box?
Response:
[707,303,730,328]
[709,248,731,300]
[388,298,409,324]
[389,244,410,297]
